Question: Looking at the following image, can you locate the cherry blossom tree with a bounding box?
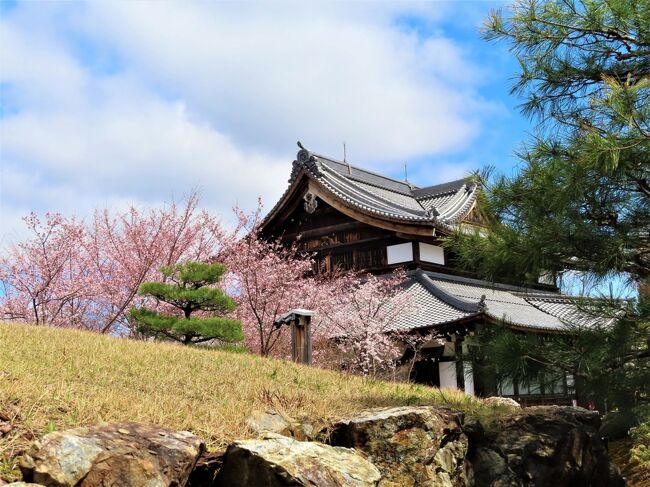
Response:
[0,213,91,328]
[85,193,223,334]
[223,205,417,370]
[222,204,329,356]
[317,269,418,376]
[0,193,224,334]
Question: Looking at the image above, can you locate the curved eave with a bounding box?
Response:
[260,166,311,234]
[261,166,441,237]
[310,181,440,237]
[414,269,481,313]
[403,312,578,336]
[262,161,478,237]
[483,315,577,335]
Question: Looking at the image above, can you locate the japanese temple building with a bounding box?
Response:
[260,143,605,404]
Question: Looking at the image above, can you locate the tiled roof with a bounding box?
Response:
[419,193,458,211]
[524,297,616,328]
[316,156,415,194]
[412,178,470,199]
[275,144,479,232]
[388,271,606,333]
[388,279,475,332]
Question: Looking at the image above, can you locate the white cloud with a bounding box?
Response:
[78,2,492,162]
[1,1,493,245]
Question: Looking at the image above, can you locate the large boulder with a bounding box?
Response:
[215,432,381,487]
[19,422,205,487]
[330,406,467,487]
[465,406,625,487]
[245,410,322,442]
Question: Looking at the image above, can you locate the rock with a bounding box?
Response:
[246,410,325,441]
[245,410,293,437]
[215,432,381,486]
[330,406,467,487]
[187,451,225,487]
[466,406,625,487]
[245,409,323,442]
[461,418,485,444]
[5,483,46,486]
[465,448,519,486]
[483,397,520,409]
[19,422,205,487]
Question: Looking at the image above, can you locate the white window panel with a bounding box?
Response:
[419,242,445,265]
[386,243,413,264]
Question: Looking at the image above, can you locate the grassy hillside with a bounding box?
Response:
[1,322,498,480]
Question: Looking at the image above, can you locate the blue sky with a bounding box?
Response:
[1,1,531,240]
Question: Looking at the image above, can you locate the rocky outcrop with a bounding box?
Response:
[330,406,467,487]
[482,397,520,409]
[215,432,381,486]
[465,406,625,487]
[9,406,626,487]
[19,422,204,487]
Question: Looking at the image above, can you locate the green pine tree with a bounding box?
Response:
[446,0,649,425]
[130,262,244,345]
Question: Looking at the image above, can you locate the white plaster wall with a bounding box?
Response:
[386,242,413,264]
[419,242,445,265]
[439,361,457,389]
[463,363,475,396]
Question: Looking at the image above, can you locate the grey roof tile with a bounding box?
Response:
[387,279,473,332]
[386,272,606,333]
[316,155,416,194]
[525,298,615,328]
[412,178,470,199]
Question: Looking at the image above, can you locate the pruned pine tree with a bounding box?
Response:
[130,262,244,345]
[446,0,649,421]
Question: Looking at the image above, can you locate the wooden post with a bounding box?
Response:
[274,309,314,365]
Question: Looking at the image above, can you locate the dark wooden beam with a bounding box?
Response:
[412,241,420,264]
[281,222,368,241]
[311,236,397,253]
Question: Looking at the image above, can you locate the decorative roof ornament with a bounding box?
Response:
[296,141,321,176]
[478,294,487,312]
[303,192,318,214]
[425,208,440,219]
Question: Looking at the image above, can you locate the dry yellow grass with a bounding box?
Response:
[0,322,502,480]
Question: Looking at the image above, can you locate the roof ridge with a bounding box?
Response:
[413,269,483,314]
[423,271,556,294]
[414,177,469,192]
[313,153,419,193]
[412,178,475,200]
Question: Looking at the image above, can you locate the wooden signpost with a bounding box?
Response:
[274,309,314,365]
